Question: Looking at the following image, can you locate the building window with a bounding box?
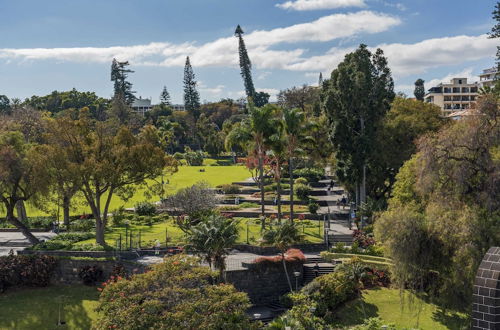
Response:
[471,87,478,93]
[461,87,469,93]
[458,79,462,84]
[452,87,460,93]
[444,96,451,101]
[461,96,469,101]
[471,96,476,101]
[453,95,461,101]
[444,87,452,93]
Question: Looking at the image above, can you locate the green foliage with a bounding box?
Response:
[94,255,253,329]
[183,148,205,166]
[261,222,304,252]
[0,255,57,292]
[31,232,96,250]
[21,216,53,230]
[293,168,323,182]
[413,78,425,101]
[268,292,326,330]
[294,177,308,185]
[183,56,201,118]
[352,317,396,330]
[134,201,157,216]
[295,183,312,201]
[186,214,239,281]
[69,218,95,232]
[235,25,257,106]
[110,58,135,105]
[308,201,319,214]
[78,265,104,285]
[219,184,241,194]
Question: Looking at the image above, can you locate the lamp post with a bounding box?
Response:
[293,271,301,291]
[124,220,130,250]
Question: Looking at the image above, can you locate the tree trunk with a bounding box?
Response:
[277,170,282,224]
[258,150,265,230]
[16,200,27,222]
[282,252,293,291]
[95,219,106,246]
[361,164,367,205]
[6,205,40,245]
[289,157,294,223]
[63,195,71,230]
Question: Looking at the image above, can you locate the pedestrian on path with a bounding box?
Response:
[154,239,161,255]
[314,262,320,278]
[341,196,347,209]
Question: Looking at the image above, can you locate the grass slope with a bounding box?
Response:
[24,164,250,217]
[0,285,99,330]
[333,287,468,329]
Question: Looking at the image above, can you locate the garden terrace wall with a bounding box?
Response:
[225,261,303,305]
[51,258,145,285]
[233,243,326,255]
[17,250,139,260]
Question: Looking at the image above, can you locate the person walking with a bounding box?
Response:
[154,239,161,255]
[313,262,320,278]
[341,196,347,209]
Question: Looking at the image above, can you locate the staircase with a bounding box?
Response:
[303,263,335,284]
[327,234,353,246]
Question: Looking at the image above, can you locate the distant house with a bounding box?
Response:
[131,97,153,116]
[479,67,499,88]
[424,78,479,116]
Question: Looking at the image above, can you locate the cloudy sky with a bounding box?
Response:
[0,0,498,103]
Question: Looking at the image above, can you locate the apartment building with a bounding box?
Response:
[424,78,479,116]
[479,67,499,88]
[131,97,153,116]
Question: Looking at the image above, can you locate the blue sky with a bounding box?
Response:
[0,0,498,104]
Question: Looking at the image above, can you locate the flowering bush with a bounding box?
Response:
[352,229,376,248]
[78,265,104,285]
[253,248,306,266]
[0,254,57,292]
[94,255,255,329]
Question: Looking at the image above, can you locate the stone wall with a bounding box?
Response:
[472,246,500,329]
[225,261,303,305]
[51,258,145,284]
[233,243,326,255]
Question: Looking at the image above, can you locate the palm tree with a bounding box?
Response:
[186,214,239,282]
[283,108,309,222]
[261,222,303,291]
[268,122,287,223]
[225,104,279,229]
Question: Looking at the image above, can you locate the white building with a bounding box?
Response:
[479,67,499,88]
[131,97,153,116]
[424,78,479,116]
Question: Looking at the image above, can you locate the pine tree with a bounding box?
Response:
[414,79,425,101]
[235,25,256,104]
[489,1,500,82]
[160,86,171,106]
[183,56,201,119]
[318,72,323,86]
[110,58,136,105]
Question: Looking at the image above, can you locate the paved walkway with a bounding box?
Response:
[0,231,56,246]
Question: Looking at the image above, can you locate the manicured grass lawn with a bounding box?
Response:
[77,218,325,247]
[24,164,250,217]
[0,285,99,330]
[332,287,469,329]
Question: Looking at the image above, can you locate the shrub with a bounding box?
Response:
[111,206,127,226]
[94,255,253,329]
[293,168,324,182]
[183,148,205,166]
[173,152,184,160]
[134,201,157,216]
[22,217,53,230]
[69,218,95,232]
[31,232,95,251]
[352,229,376,248]
[55,232,95,242]
[294,177,308,185]
[219,184,241,194]
[70,243,108,251]
[0,254,57,292]
[295,183,312,201]
[308,201,319,214]
[78,265,104,285]
[352,317,396,330]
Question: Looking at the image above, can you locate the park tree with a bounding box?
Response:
[186,214,239,282]
[278,85,320,115]
[490,1,500,75]
[196,114,224,157]
[94,255,254,329]
[160,86,171,106]
[369,97,446,204]
[46,111,176,246]
[107,93,133,125]
[110,58,136,105]
[375,94,500,308]
[413,79,425,101]
[323,45,395,206]
[183,56,201,120]
[235,25,256,105]
[0,95,11,115]
[0,129,50,244]
[225,104,279,224]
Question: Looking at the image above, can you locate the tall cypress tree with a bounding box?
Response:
[318,72,323,86]
[489,1,500,89]
[160,86,171,106]
[183,56,201,119]
[110,58,136,105]
[235,25,256,104]
[414,79,425,101]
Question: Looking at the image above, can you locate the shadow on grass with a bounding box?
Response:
[432,308,470,330]
[330,290,380,326]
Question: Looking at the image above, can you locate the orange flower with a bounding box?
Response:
[97,288,103,292]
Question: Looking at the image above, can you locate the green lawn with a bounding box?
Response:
[333,287,469,329]
[24,164,251,217]
[0,285,100,330]
[77,218,325,248]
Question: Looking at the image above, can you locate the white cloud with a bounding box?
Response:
[276,0,366,11]
[0,11,400,71]
[285,34,497,78]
